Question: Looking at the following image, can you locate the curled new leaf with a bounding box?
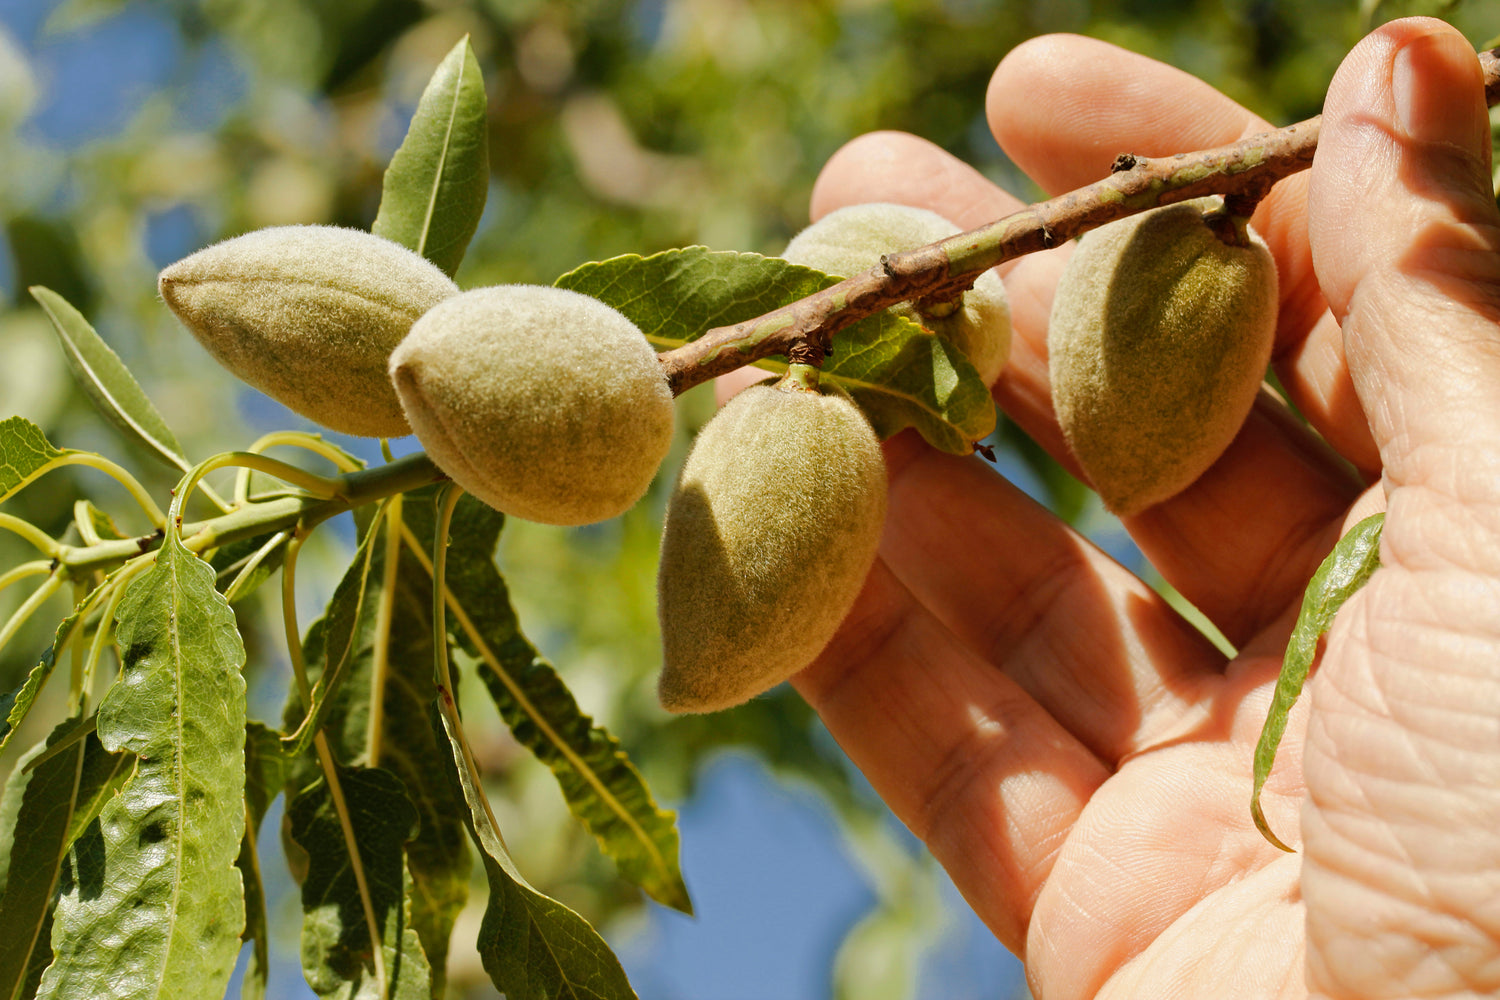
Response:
[1251,513,1384,851]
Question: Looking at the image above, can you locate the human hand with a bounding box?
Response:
[792,18,1500,998]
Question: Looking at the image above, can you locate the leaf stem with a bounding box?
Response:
[54,452,168,528]
[280,504,386,758]
[0,512,64,559]
[281,530,314,709]
[57,452,445,578]
[364,496,404,770]
[236,432,363,505]
[220,530,291,603]
[424,485,511,853]
[168,452,347,533]
[80,557,153,703]
[0,572,64,661]
[0,559,54,596]
[68,578,87,712]
[428,485,462,698]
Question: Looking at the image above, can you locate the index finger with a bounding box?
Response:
[988,33,1377,474]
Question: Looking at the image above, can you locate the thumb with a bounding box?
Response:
[1309,17,1500,522]
[1302,20,1500,1000]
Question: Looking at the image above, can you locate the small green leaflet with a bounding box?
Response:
[0,719,133,1000]
[1251,512,1384,852]
[554,248,995,454]
[30,287,191,475]
[431,494,691,913]
[433,703,638,1000]
[287,765,433,1000]
[372,36,489,278]
[35,533,247,1000]
[0,416,66,505]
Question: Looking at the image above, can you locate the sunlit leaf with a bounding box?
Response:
[284,494,470,997]
[426,494,690,913]
[372,36,488,277]
[554,248,995,453]
[0,416,66,505]
[286,764,432,1000]
[0,719,132,1000]
[30,287,189,474]
[238,723,289,1000]
[1251,513,1384,851]
[433,703,638,1000]
[36,533,247,1000]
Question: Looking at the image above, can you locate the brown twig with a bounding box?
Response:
[659,47,1500,397]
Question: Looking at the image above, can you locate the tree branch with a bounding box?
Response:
[659,46,1500,397]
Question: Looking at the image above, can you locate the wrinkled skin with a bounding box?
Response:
[787,18,1500,999]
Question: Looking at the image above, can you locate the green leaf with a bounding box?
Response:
[284,494,470,998]
[372,36,489,278]
[0,719,133,1000]
[29,287,190,474]
[430,494,690,913]
[433,703,638,1000]
[0,416,66,505]
[74,500,127,541]
[239,723,290,1000]
[287,765,432,1000]
[1251,512,1384,851]
[554,247,995,453]
[36,533,247,1000]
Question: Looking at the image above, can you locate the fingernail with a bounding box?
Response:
[1393,30,1488,149]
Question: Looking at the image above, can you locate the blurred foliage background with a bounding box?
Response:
[0,0,1494,997]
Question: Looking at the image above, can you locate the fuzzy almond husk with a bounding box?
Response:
[159,225,459,437]
[390,285,675,527]
[657,378,887,713]
[782,202,1011,386]
[1048,199,1278,515]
